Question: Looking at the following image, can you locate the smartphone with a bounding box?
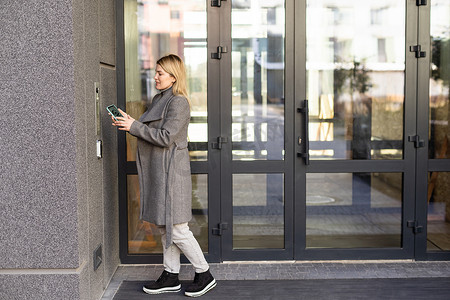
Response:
[106,104,124,121]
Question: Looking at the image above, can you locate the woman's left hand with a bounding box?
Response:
[112,108,135,132]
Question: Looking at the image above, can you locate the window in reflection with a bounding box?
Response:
[231,0,285,161]
[427,172,450,251]
[233,173,284,249]
[429,0,450,160]
[306,173,402,248]
[127,174,208,254]
[307,0,405,160]
[124,0,208,162]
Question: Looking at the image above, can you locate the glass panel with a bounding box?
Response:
[306,173,402,248]
[124,0,208,162]
[429,0,450,159]
[231,0,285,161]
[306,1,405,160]
[127,174,208,254]
[233,174,284,249]
[427,172,450,251]
[191,174,209,251]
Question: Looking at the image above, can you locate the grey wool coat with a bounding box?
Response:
[129,87,192,247]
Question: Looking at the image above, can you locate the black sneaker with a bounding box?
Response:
[142,270,181,294]
[184,269,217,297]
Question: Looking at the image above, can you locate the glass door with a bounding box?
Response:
[118,0,295,263]
[118,0,220,263]
[425,0,450,257]
[415,0,450,260]
[118,0,448,263]
[216,0,295,260]
[294,0,417,259]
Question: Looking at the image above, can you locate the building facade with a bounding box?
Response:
[1,0,449,299]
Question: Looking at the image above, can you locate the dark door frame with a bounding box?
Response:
[214,0,295,261]
[293,0,418,260]
[415,3,450,261]
[116,0,222,264]
[116,0,450,264]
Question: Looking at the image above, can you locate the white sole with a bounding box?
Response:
[143,284,181,294]
[184,279,217,297]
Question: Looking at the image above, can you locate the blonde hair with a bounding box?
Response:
[157,54,190,105]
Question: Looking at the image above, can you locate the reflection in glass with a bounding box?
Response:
[127,174,208,254]
[306,1,405,160]
[427,172,450,251]
[233,174,284,249]
[124,0,208,162]
[306,173,402,248]
[429,0,450,159]
[231,1,285,161]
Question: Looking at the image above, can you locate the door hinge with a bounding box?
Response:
[408,135,424,148]
[212,136,228,149]
[410,45,426,58]
[407,220,423,234]
[212,222,228,236]
[211,0,227,7]
[211,46,228,60]
[416,0,427,6]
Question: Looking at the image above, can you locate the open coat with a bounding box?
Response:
[129,87,192,247]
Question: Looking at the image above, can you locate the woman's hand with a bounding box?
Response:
[111,108,135,132]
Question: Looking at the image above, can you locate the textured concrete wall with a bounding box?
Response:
[0,0,119,299]
[100,66,120,288]
[0,0,78,270]
[72,0,120,298]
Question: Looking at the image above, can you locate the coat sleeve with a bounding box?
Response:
[129,96,190,148]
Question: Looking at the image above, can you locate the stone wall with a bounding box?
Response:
[0,1,119,299]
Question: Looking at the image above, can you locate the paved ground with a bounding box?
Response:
[102,260,450,299]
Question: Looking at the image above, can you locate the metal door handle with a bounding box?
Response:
[297,100,310,165]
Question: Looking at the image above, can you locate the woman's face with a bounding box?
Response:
[154,64,175,90]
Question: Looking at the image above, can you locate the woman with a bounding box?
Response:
[112,54,216,297]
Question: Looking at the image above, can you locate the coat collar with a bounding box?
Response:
[139,87,175,123]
